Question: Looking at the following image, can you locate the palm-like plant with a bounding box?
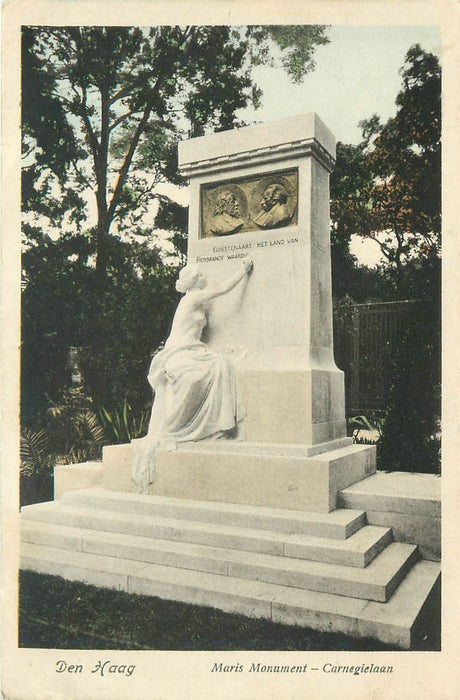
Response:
[20,428,54,506]
[20,428,52,477]
[349,414,385,444]
[47,386,106,462]
[99,400,150,444]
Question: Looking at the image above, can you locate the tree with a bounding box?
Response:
[22,25,329,291]
[330,141,378,300]
[361,45,441,278]
[330,142,400,302]
[21,28,85,223]
[330,45,441,291]
[22,26,327,415]
[21,225,180,418]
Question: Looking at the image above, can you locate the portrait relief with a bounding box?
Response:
[201,169,298,237]
[252,181,295,229]
[208,189,246,235]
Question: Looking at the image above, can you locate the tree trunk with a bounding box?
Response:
[92,84,111,402]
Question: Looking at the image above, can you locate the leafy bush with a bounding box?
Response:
[20,384,153,505]
[377,298,441,474]
[20,387,107,506]
[20,428,54,506]
[46,386,106,463]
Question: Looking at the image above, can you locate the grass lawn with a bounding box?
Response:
[18,570,428,652]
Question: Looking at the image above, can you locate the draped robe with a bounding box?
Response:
[132,298,244,492]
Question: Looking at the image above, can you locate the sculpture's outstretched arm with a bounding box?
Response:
[196,257,253,302]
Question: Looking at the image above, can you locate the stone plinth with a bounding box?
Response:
[54,461,102,499]
[178,114,345,445]
[101,440,376,514]
[152,442,375,513]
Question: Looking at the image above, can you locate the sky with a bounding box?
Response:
[33,24,442,268]
[238,24,441,145]
[235,24,442,266]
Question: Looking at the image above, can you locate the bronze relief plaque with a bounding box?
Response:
[201,169,298,238]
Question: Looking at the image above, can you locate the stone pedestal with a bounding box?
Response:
[179,114,346,445]
[101,440,375,513]
[153,442,376,513]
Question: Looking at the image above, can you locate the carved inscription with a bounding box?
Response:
[195,237,300,264]
[201,169,298,238]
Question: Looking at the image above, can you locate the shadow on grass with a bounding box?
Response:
[19,571,439,652]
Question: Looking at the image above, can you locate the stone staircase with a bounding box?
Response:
[339,471,441,561]
[20,488,440,649]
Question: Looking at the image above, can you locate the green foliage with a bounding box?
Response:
[77,239,179,408]
[99,400,150,444]
[331,49,442,470]
[21,227,97,423]
[21,388,104,506]
[154,195,188,260]
[20,428,52,478]
[45,386,106,462]
[21,28,84,215]
[22,25,329,247]
[251,26,330,83]
[21,24,329,419]
[349,414,384,440]
[330,45,441,289]
[21,227,179,413]
[20,428,54,507]
[377,288,441,473]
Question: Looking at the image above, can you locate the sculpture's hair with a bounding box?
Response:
[266,183,288,204]
[176,265,200,293]
[214,190,237,216]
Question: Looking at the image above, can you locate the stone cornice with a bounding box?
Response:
[179,137,336,179]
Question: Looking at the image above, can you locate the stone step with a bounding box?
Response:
[22,517,394,587]
[21,500,389,570]
[60,488,366,540]
[339,472,441,518]
[20,515,413,601]
[19,541,440,649]
[338,472,441,562]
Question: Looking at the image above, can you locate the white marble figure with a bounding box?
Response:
[132,257,253,493]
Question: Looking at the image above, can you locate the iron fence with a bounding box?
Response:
[333,300,423,416]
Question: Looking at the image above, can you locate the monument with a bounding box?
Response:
[21,114,441,650]
[119,112,376,512]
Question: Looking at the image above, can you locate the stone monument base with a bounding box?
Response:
[20,485,440,650]
[102,439,376,513]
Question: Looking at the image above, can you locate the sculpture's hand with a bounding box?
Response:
[202,256,253,299]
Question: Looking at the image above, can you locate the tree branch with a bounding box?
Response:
[70,158,93,189]
[109,83,135,105]
[109,109,136,133]
[107,29,193,224]
[78,86,100,162]
[107,87,172,222]
[366,232,393,261]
